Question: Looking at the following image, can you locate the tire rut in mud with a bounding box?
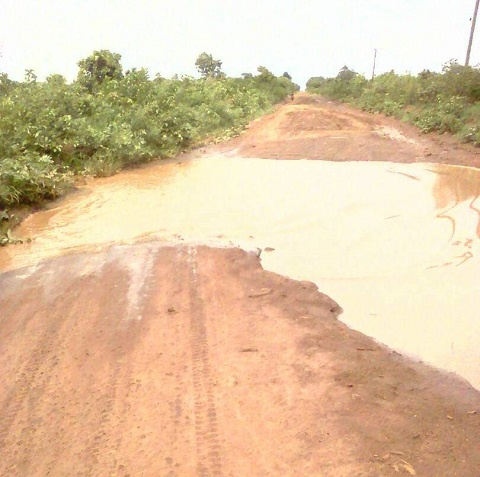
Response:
[186,247,223,477]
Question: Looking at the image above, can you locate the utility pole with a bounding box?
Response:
[371,49,377,80]
[466,0,480,66]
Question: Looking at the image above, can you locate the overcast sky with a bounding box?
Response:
[1,0,479,87]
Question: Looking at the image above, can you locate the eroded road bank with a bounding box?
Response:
[1,95,479,476]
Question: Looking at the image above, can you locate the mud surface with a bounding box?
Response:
[1,245,479,476]
[1,94,480,476]
[228,94,480,168]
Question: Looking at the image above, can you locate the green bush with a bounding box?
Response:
[0,154,73,207]
[306,62,480,148]
[0,50,298,211]
[412,95,466,133]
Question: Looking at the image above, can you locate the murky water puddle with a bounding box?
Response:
[1,155,479,388]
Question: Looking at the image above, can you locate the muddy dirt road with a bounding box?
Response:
[229,94,480,168]
[1,95,480,476]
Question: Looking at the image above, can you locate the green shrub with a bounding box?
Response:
[306,62,480,148]
[412,96,466,133]
[0,154,73,207]
[0,51,298,209]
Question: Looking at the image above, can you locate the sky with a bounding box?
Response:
[1,0,479,88]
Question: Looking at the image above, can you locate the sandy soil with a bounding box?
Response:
[225,93,480,168]
[1,94,479,476]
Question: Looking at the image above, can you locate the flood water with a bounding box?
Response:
[1,154,479,389]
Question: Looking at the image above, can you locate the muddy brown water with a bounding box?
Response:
[1,154,479,389]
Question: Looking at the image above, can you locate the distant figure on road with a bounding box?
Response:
[290,92,294,102]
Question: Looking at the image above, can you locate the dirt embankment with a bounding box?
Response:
[1,95,479,476]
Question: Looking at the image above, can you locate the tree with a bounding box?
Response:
[195,52,224,78]
[337,66,357,81]
[46,74,67,86]
[0,72,13,94]
[24,69,37,83]
[282,71,292,80]
[306,76,326,91]
[256,66,275,82]
[77,50,123,92]
[418,69,435,80]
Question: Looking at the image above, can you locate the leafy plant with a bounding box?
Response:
[306,62,480,147]
[0,50,297,211]
[0,154,73,207]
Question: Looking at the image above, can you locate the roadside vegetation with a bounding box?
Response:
[307,61,480,146]
[0,50,298,243]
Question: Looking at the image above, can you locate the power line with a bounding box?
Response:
[466,0,480,66]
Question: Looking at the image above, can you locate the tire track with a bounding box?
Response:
[82,276,139,477]
[186,246,223,477]
[87,359,125,477]
[0,269,127,476]
[161,246,194,476]
[0,289,73,455]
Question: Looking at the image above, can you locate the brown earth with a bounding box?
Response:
[224,93,480,168]
[1,95,480,476]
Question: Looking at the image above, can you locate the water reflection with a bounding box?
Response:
[431,164,480,239]
[432,164,480,207]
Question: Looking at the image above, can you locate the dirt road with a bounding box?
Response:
[1,95,479,476]
[228,94,480,168]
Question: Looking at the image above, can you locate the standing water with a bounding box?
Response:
[1,154,479,388]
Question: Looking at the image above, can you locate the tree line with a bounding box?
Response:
[306,61,480,146]
[0,50,298,242]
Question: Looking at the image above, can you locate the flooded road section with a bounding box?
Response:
[1,155,479,389]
